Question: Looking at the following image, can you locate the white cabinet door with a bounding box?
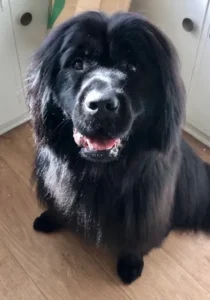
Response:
[9,0,49,81]
[186,6,210,145]
[130,0,208,92]
[0,0,49,134]
[0,0,26,134]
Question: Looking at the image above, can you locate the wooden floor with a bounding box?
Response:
[0,123,210,300]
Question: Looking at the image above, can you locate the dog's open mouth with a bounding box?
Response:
[73,129,121,151]
[73,128,122,162]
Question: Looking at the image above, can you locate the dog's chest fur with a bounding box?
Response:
[37,145,176,251]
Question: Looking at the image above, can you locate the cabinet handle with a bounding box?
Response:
[182,18,194,32]
[20,12,33,26]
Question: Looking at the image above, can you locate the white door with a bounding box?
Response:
[9,0,49,82]
[0,0,26,133]
[130,0,209,92]
[0,0,49,134]
[186,5,210,145]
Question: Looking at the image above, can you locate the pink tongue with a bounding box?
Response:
[87,138,117,151]
[73,129,120,151]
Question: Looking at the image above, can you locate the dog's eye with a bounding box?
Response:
[73,59,83,70]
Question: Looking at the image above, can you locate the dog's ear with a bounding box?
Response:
[146,23,186,151]
[26,26,63,143]
[26,13,79,143]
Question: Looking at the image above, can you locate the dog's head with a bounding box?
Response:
[27,11,185,163]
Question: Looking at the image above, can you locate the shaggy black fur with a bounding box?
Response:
[26,11,210,284]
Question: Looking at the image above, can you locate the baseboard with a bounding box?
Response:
[184,123,210,147]
[0,113,30,135]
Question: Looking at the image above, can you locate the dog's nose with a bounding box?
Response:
[85,96,119,115]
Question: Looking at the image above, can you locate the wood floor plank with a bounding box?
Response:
[183,132,210,162]
[163,232,210,294]
[0,123,34,188]
[0,240,47,300]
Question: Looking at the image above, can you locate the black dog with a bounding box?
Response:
[27,11,210,284]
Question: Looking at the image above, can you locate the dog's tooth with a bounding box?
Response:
[110,144,119,157]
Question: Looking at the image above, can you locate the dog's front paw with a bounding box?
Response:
[117,254,144,284]
[33,210,61,233]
